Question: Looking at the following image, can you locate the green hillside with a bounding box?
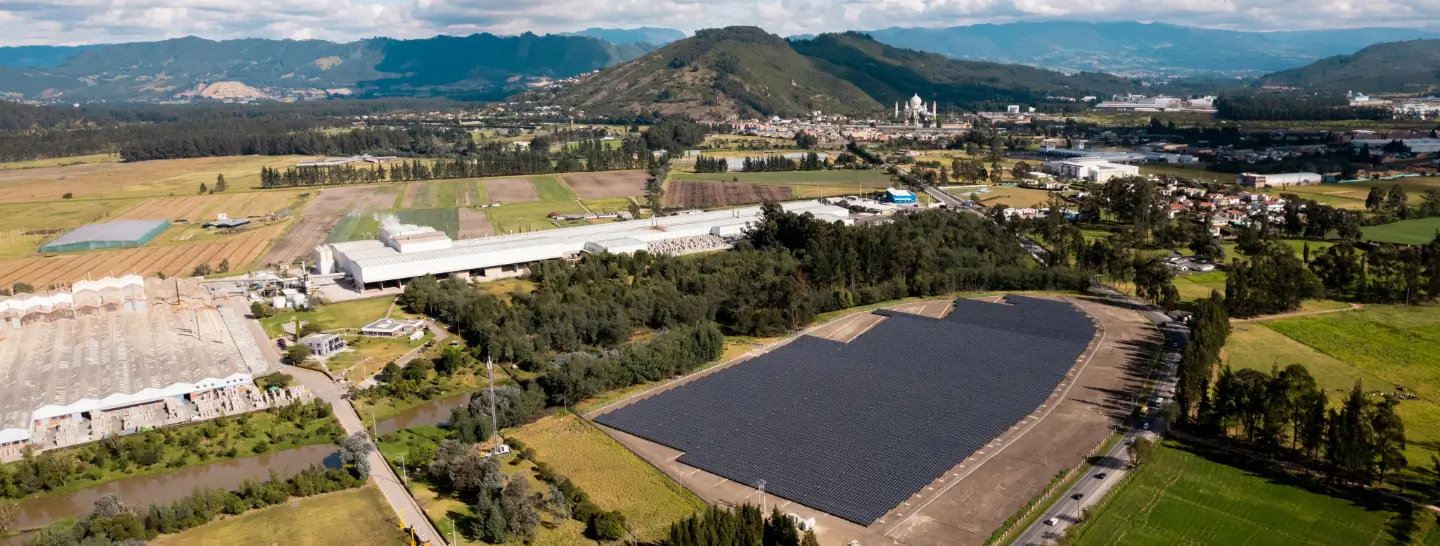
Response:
[1261,39,1440,95]
[538,27,882,118]
[792,32,1133,109]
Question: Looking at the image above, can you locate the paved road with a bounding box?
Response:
[289,366,447,546]
[1012,287,1187,546]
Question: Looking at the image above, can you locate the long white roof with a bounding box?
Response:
[332,201,850,285]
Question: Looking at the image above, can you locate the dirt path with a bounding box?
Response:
[1231,303,1364,324]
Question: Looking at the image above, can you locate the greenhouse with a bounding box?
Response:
[39,220,170,253]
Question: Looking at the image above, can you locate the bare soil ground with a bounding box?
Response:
[458,181,483,206]
[115,191,302,221]
[260,215,340,266]
[564,171,648,199]
[302,186,399,216]
[484,178,540,203]
[585,295,1154,546]
[457,208,495,239]
[662,181,793,209]
[400,183,423,208]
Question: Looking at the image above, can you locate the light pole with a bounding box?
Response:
[486,357,500,453]
[755,479,767,513]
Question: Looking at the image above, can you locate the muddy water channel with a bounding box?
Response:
[10,444,338,532]
[374,392,470,436]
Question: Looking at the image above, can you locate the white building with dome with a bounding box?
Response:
[894,94,938,127]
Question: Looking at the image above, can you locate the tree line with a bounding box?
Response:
[663,504,820,546]
[26,463,367,546]
[1216,92,1393,121]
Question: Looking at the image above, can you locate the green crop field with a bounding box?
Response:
[532,174,579,201]
[396,207,461,239]
[1225,306,1440,465]
[671,169,893,187]
[582,197,636,213]
[327,211,382,243]
[1070,440,1436,546]
[1363,217,1440,245]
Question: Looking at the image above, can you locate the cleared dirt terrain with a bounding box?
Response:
[115,191,302,221]
[483,178,540,203]
[260,215,341,266]
[586,295,1154,546]
[0,155,307,201]
[303,186,400,216]
[457,208,495,238]
[563,172,648,199]
[663,180,793,209]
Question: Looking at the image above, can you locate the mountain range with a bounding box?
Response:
[560,28,687,46]
[0,33,654,102]
[532,28,1132,119]
[1260,39,1440,95]
[843,22,1440,75]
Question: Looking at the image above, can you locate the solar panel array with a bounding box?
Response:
[594,296,1097,525]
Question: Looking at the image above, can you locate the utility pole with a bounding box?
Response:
[755,479,767,513]
[486,357,499,453]
[401,452,407,485]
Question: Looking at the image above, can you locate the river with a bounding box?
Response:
[374,392,471,436]
[7,444,339,534]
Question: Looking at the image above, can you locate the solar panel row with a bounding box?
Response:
[594,296,1098,525]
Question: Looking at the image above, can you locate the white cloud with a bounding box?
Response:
[0,0,1436,46]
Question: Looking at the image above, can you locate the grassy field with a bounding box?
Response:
[1070,440,1434,546]
[670,169,893,187]
[329,335,430,382]
[1363,217,1440,245]
[1283,178,1440,211]
[0,198,142,258]
[532,174,580,201]
[0,155,311,201]
[1138,164,1235,185]
[259,297,396,337]
[485,200,586,234]
[581,197,636,213]
[1173,271,1227,302]
[0,154,122,170]
[328,211,383,243]
[151,486,407,546]
[508,414,708,542]
[1225,306,1440,465]
[971,185,1054,208]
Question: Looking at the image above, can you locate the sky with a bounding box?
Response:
[0,0,1437,46]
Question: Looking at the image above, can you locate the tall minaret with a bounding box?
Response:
[932,101,938,116]
[894,102,899,119]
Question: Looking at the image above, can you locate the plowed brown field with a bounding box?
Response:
[663,181,793,209]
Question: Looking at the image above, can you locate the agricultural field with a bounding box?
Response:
[581,197,636,213]
[327,212,383,243]
[396,208,461,239]
[1363,217,1440,245]
[663,180,793,209]
[260,215,341,266]
[484,177,541,203]
[0,198,141,259]
[150,487,406,546]
[485,200,586,234]
[508,414,709,543]
[563,171,648,199]
[0,223,284,288]
[1069,440,1432,546]
[0,153,121,171]
[304,185,403,216]
[1284,178,1440,210]
[532,175,579,202]
[457,207,495,238]
[0,155,309,201]
[114,190,306,221]
[670,169,892,188]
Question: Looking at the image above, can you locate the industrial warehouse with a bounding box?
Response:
[0,276,300,460]
[316,201,853,289]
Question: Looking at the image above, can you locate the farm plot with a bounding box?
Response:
[0,199,143,259]
[483,178,541,203]
[0,224,282,288]
[302,185,401,216]
[1071,440,1424,546]
[671,169,893,188]
[663,180,793,209]
[326,212,381,243]
[0,155,309,201]
[457,207,494,238]
[1363,217,1440,245]
[260,215,341,266]
[563,171,648,198]
[395,208,460,239]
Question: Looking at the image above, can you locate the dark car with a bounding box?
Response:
[1094,473,1107,479]
[1071,493,1083,500]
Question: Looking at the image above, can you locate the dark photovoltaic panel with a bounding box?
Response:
[594,296,1097,525]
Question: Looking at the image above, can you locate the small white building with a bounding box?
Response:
[298,333,345,357]
[360,318,427,337]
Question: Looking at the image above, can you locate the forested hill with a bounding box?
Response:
[1259,39,1440,95]
[0,34,650,102]
[532,27,882,119]
[791,32,1131,112]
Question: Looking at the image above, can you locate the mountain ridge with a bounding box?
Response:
[1259,39,1440,95]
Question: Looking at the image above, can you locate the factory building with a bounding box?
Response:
[1043,157,1141,182]
[885,188,917,204]
[318,201,852,289]
[1235,172,1322,188]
